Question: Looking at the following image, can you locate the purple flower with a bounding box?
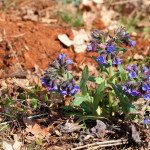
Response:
[132,64,137,69]
[130,91,141,96]
[70,86,80,95]
[142,66,148,72]
[112,58,123,65]
[130,41,136,47]
[96,55,108,65]
[143,94,150,100]
[58,53,67,60]
[126,65,132,71]
[129,71,136,78]
[60,89,68,95]
[142,119,149,125]
[147,75,150,81]
[107,46,115,53]
[50,85,58,91]
[103,44,107,49]
[116,58,123,65]
[142,85,149,91]
[67,58,73,65]
[125,89,131,94]
[87,45,92,51]
[40,78,48,87]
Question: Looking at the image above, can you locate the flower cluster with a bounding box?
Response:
[142,118,149,125]
[41,53,80,96]
[123,64,150,100]
[88,27,135,66]
[49,53,73,74]
[114,27,136,47]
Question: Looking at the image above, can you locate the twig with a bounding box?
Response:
[8,33,26,38]
[111,0,139,5]
[1,113,49,125]
[72,139,128,150]
[2,29,24,71]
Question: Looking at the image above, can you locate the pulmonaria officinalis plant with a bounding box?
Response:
[41,27,149,124]
[41,53,80,99]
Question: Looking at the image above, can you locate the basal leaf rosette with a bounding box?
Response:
[123,64,150,100]
[41,53,80,97]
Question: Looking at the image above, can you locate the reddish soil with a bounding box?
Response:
[0,12,149,74]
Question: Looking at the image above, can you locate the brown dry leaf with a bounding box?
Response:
[60,120,83,133]
[23,117,53,138]
[2,141,13,150]
[133,53,144,60]
[131,124,141,143]
[79,120,106,141]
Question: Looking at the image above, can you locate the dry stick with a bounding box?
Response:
[1,113,49,125]
[72,139,128,150]
[111,0,139,5]
[88,141,128,150]
[8,33,26,38]
[2,29,24,72]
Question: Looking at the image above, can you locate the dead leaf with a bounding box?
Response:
[131,124,141,143]
[13,134,23,150]
[58,34,73,47]
[79,120,106,141]
[72,29,89,53]
[2,141,13,150]
[60,120,83,133]
[133,53,144,60]
[23,117,53,138]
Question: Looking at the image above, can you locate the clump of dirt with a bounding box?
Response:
[0,13,74,71]
[0,12,149,74]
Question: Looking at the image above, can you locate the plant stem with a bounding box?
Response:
[109,65,113,106]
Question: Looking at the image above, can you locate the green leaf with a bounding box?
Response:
[66,71,72,79]
[36,138,42,145]
[88,77,104,84]
[111,83,128,114]
[93,82,105,110]
[116,46,127,53]
[79,65,89,95]
[109,72,120,82]
[73,94,90,106]
[117,64,124,72]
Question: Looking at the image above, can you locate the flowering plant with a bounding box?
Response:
[41,53,80,99]
[41,27,149,124]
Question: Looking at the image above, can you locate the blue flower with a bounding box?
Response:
[125,89,131,94]
[58,53,67,60]
[70,86,80,95]
[130,91,141,96]
[130,41,136,47]
[50,85,58,91]
[87,45,92,51]
[112,58,123,65]
[132,64,137,69]
[143,94,150,100]
[40,78,48,87]
[60,89,68,95]
[126,65,132,71]
[96,55,108,65]
[116,58,123,65]
[142,119,149,125]
[67,58,73,65]
[142,85,149,91]
[147,75,150,81]
[142,66,148,72]
[107,46,115,53]
[129,71,136,78]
